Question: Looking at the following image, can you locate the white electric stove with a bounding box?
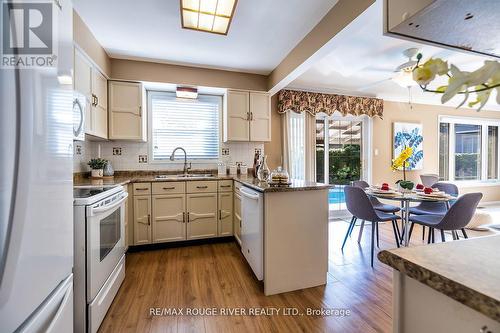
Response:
[73,184,128,333]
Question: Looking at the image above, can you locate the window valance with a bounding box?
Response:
[277,89,383,118]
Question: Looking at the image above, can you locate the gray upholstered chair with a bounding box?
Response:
[342,186,401,267]
[351,180,402,244]
[409,193,482,243]
[409,182,463,239]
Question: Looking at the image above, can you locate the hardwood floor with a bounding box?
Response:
[98,220,436,333]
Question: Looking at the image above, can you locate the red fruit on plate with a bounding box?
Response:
[416,184,424,190]
[424,187,433,194]
[382,183,389,187]
[381,185,389,191]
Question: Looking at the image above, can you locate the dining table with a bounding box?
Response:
[366,190,455,246]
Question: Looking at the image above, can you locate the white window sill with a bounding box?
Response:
[450,180,500,188]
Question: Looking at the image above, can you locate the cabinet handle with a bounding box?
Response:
[220,185,231,188]
[196,186,208,189]
[250,112,254,121]
[147,214,151,225]
[135,187,149,191]
[182,212,185,223]
[95,95,99,107]
[162,186,175,190]
[187,212,190,223]
[219,210,221,220]
[139,105,142,116]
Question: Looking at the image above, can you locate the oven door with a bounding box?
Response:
[86,191,128,302]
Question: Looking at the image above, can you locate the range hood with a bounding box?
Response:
[384,0,500,59]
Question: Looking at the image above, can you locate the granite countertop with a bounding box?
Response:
[73,172,333,193]
[378,235,500,323]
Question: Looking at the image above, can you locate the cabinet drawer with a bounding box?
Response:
[234,181,242,193]
[187,181,217,193]
[218,180,233,192]
[152,182,185,195]
[133,183,151,195]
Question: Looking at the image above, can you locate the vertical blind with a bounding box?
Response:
[288,112,305,180]
[150,92,220,160]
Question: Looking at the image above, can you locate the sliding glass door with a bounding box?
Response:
[316,115,370,213]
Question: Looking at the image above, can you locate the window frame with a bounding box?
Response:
[147,90,222,164]
[438,115,500,184]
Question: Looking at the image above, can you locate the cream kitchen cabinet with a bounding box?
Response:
[73,47,108,139]
[218,192,233,236]
[224,90,271,142]
[133,187,152,245]
[233,182,242,245]
[187,193,218,240]
[152,194,186,243]
[108,81,146,141]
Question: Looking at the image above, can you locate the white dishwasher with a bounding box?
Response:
[240,186,264,281]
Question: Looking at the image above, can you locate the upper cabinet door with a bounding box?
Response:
[92,68,108,139]
[224,90,250,142]
[108,81,145,141]
[74,49,93,134]
[249,92,271,142]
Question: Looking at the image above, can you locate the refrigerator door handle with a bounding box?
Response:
[45,276,73,333]
[73,98,84,138]
[0,37,21,289]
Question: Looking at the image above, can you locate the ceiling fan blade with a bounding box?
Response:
[358,78,393,91]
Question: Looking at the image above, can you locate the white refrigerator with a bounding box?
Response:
[0,0,74,332]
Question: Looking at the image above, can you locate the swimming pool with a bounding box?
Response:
[328,189,346,204]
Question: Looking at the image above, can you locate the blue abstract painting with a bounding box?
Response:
[393,122,424,170]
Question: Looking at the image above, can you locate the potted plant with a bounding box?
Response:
[392,146,415,192]
[88,158,108,178]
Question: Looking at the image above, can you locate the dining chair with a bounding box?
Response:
[351,180,401,244]
[342,186,401,267]
[409,182,462,240]
[420,174,439,187]
[408,193,482,243]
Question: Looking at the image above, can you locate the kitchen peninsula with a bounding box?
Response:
[74,171,332,296]
[379,236,500,333]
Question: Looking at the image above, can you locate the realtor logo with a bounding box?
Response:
[1,1,56,67]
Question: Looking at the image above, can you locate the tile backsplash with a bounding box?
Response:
[73,140,264,173]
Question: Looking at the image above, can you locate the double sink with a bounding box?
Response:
[155,173,216,180]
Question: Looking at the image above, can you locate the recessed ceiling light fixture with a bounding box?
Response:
[180,0,238,35]
[176,86,198,99]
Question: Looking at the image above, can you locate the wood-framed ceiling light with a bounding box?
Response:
[180,0,238,35]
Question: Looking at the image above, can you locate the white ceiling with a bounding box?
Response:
[289,0,499,110]
[73,0,338,74]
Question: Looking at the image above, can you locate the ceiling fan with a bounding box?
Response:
[359,47,421,90]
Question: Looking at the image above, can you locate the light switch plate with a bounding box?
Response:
[75,145,82,155]
[113,147,122,156]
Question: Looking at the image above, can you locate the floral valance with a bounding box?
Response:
[277,89,384,118]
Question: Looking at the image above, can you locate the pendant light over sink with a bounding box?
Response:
[180,0,238,35]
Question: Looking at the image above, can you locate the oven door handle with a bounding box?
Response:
[89,192,128,216]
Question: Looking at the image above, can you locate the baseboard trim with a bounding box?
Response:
[127,236,235,253]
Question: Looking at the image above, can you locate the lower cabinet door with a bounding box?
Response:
[218,192,233,236]
[152,194,186,243]
[234,191,242,244]
[133,195,151,245]
[187,193,218,240]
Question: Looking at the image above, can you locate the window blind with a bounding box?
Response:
[150,92,220,160]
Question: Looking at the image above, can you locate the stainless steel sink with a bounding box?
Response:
[155,174,215,180]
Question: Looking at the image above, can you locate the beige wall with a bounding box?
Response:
[372,101,500,202]
[73,11,111,76]
[110,58,267,91]
[264,95,283,170]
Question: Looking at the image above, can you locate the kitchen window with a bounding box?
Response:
[148,91,220,161]
[439,116,500,182]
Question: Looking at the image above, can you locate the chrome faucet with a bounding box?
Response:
[169,147,192,175]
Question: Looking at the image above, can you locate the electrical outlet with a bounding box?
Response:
[138,155,148,163]
[254,148,262,156]
[113,147,122,156]
[221,148,230,156]
[75,145,82,155]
